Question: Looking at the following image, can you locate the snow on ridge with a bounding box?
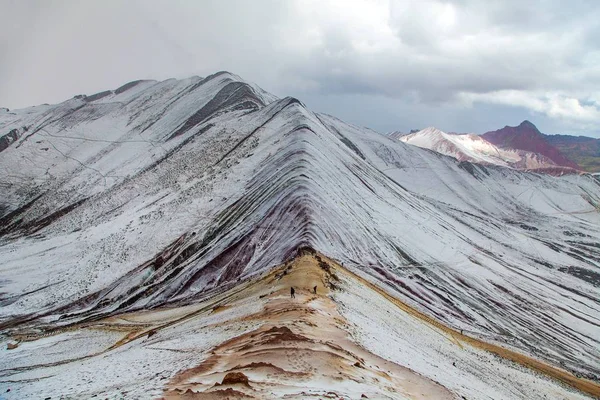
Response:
[398,126,570,171]
[0,74,599,384]
[401,127,508,163]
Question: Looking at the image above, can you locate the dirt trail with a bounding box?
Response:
[160,252,600,399]
[163,253,454,399]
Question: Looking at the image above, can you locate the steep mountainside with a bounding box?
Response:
[3,252,596,399]
[1,72,599,398]
[388,129,418,140]
[398,126,564,170]
[546,134,600,173]
[388,130,407,140]
[483,120,580,169]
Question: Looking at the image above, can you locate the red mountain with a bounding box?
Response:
[482,121,579,169]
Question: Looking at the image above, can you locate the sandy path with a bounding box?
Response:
[163,253,455,399]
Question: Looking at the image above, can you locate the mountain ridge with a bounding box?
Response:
[394,120,600,174]
[482,120,580,169]
[545,133,600,172]
[1,72,599,398]
[397,126,576,173]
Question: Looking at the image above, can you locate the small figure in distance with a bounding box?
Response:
[291,287,295,298]
[313,285,317,294]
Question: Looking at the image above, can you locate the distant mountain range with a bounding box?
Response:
[393,121,600,173]
[399,126,565,171]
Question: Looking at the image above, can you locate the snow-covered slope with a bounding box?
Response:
[399,126,575,171]
[387,130,408,140]
[1,253,594,399]
[1,72,600,397]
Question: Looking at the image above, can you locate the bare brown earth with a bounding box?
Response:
[157,251,600,399]
[162,253,454,399]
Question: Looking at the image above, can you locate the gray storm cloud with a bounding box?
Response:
[1,0,599,135]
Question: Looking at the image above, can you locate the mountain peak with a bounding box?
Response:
[482,122,579,169]
[518,120,538,131]
[418,126,446,136]
[203,70,238,80]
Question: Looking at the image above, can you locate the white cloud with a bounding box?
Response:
[0,0,598,131]
[275,0,600,126]
[459,90,600,126]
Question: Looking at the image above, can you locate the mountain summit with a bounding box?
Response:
[482,120,580,169]
[1,73,599,398]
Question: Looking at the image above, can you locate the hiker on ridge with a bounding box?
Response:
[291,287,295,298]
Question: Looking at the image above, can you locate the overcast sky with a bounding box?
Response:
[2,0,599,136]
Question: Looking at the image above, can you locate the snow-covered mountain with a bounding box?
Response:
[398,126,577,172]
[1,72,599,398]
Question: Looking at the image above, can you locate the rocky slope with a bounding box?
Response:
[545,134,600,173]
[1,72,599,398]
[483,120,580,169]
